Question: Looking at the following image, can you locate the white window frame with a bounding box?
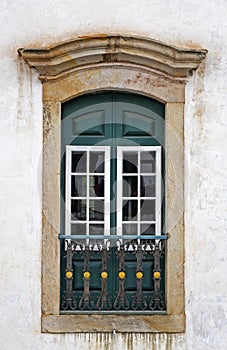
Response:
[117,146,162,237]
[65,145,111,239]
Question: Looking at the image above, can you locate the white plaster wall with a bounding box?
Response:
[0,1,226,349]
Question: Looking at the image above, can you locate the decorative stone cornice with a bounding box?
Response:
[18,34,207,81]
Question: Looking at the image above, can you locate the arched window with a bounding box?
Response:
[60,92,165,312]
[19,34,207,332]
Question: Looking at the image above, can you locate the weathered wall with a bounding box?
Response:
[0,1,226,349]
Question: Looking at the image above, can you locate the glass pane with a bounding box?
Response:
[141,176,156,197]
[122,223,138,235]
[123,152,138,173]
[123,200,138,221]
[89,200,104,221]
[89,224,104,244]
[140,151,156,173]
[140,200,155,221]
[72,151,87,173]
[123,176,138,197]
[71,223,86,245]
[90,151,104,173]
[71,223,86,235]
[141,223,155,235]
[71,199,86,221]
[71,175,86,197]
[89,176,104,197]
[89,224,104,235]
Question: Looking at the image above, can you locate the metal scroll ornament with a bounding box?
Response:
[132,244,147,310]
[78,245,95,310]
[96,243,112,310]
[61,241,77,310]
[149,240,165,310]
[113,244,130,310]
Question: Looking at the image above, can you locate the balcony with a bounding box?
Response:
[60,235,167,313]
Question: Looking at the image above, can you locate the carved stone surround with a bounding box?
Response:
[19,34,207,81]
[19,34,207,333]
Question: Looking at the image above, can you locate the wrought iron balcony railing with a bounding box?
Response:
[59,235,167,313]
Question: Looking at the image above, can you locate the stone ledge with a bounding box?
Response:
[41,314,185,333]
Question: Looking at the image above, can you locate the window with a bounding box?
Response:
[60,93,166,313]
[19,34,207,332]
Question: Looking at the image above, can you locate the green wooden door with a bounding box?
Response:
[60,92,165,311]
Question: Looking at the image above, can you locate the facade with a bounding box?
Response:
[0,1,227,349]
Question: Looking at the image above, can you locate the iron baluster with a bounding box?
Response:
[113,244,130,310]
[61,240,77,310]
[78,245,94,310]
[96,243,112,310]
[132,244,147,310]
[149,240,165,310]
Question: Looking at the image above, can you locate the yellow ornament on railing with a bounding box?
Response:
[154,271,161,279]
[84,271,91,279]
[119,271,126,279]
[136,271,143,279]
[66,271,73,279]
[101,271,108,279]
